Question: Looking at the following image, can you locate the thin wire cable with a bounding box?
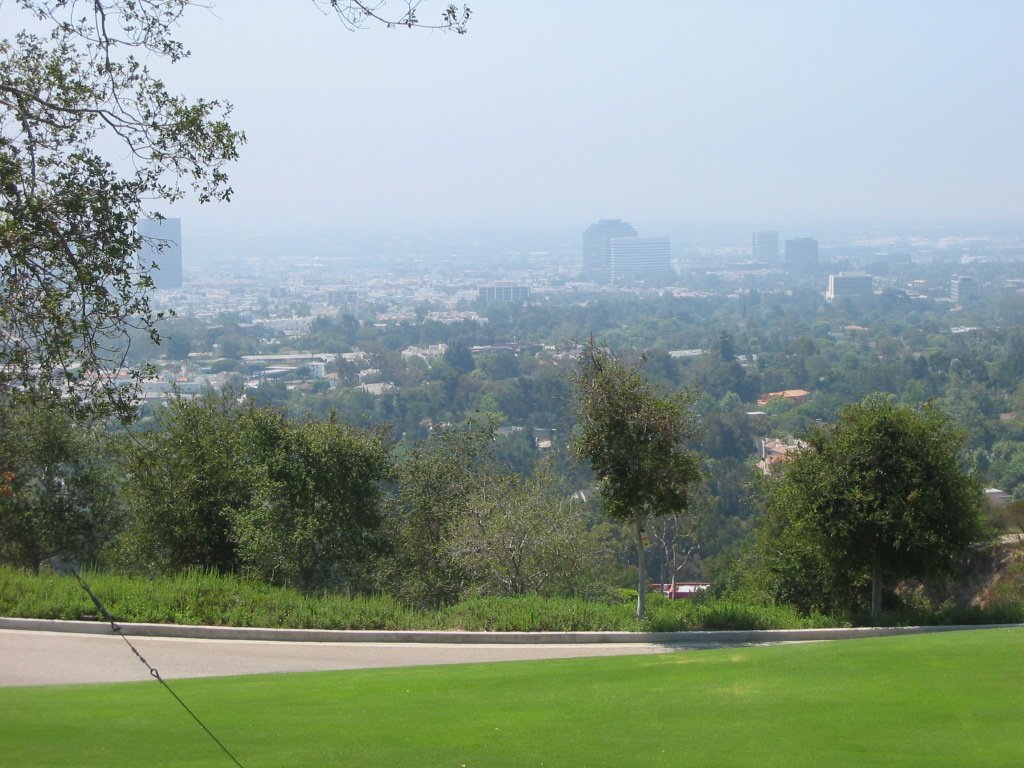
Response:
[64,564,246,768]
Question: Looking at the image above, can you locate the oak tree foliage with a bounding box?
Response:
[382,416,611,606]
[382,417,501,607]
[119,394,391,591]
[758,395,983,617]
[1,1,468,418]
[321,1,471,32]
[1,0,243,418]
[0,397,122,570]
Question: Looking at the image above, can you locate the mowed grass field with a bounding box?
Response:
[1,628,1021,767]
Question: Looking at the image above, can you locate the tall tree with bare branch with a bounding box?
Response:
[573,338,702,620]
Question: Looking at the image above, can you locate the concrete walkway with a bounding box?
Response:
[2,617,1017,687]
[1,629,687,687]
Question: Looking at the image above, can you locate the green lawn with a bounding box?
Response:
[2,628,1021,767]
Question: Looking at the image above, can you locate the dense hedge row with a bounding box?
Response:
[4,566,1022,631]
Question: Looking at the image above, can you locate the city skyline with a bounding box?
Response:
[146,1,1023,249]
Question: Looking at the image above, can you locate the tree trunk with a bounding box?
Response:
[635,516,646,621]
[871,559,882,621]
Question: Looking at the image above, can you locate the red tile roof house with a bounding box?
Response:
[757,389,811,406]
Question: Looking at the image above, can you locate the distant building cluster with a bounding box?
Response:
[401,344,447,361]
[581,219,672,285]
[241,352,335,382]
[756,437,808,476]
[582,219,636,282]
[425,310,487,325]
[258,316,315,336]
[126,216,1021,455]
[749,230,823,270]
[611,237,671,284]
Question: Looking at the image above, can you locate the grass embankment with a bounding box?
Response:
[2,628,1022,766]
[0,565,837,630]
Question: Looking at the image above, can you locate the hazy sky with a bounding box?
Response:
[159,1,1024,241]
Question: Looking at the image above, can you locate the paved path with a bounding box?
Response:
[0,629,687,687]
[5,621,1013,687]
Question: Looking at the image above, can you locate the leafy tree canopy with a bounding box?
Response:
[0,397,122,570]
[443,339,475,374]
[573,340,701,525]
[383,416,499,607]
[762,395,983,616]
[119,394,390,590]
[1,1,243,418]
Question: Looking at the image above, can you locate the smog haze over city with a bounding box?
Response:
[160,0,1024,263]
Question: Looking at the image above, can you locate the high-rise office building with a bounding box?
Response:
[826,272,872,301]
[784,237,819,268]
[138,217,183,289]
[752,231,779,263]
[582,219,637,282]
[610,236,672,284]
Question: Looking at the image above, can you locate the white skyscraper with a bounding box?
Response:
[609,237,672,284]
[752,231,779,262]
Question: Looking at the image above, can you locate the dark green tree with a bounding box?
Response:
[443,340,476,374]
[763,395,983,617]
[479,349,519,380]
[231,410,391,592]
[120,394,390,590]
[0,398,122,571]
[382,417,499,607]
[572,339,702,619]
[119,394,254,572]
